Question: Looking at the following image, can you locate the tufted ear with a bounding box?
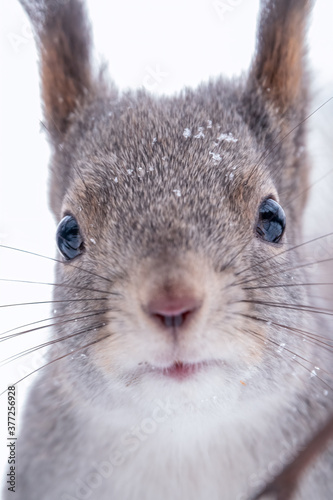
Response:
[249,0,312,111]
[19,0,93,144]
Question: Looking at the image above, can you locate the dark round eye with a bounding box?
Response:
[256,199,286,243]
[56,215,84,260]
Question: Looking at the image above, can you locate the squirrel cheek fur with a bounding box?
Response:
[7,0,333,499]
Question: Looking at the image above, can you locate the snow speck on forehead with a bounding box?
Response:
[217,133,238,143]
[209,152,222,163]
[183,128,192,139]
[194,127,205,139]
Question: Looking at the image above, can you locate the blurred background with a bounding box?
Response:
[0,0,332,494]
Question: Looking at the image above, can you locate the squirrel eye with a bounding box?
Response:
[56,215,84,260]
[256,199,286,243]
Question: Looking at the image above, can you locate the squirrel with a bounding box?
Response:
[2,0,333,499]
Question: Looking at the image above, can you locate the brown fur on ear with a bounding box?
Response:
[20,0,93,142]
[250,0,312,110]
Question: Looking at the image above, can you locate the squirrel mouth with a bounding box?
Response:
[150,360,213,380]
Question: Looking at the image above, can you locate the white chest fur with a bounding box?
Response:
[61,390,294,500]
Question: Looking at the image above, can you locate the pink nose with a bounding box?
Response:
[146,297,201,328]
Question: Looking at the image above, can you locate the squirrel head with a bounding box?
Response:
[20,0,314,406]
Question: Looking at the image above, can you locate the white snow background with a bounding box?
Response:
[0,0,332,495]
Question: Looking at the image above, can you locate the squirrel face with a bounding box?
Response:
[12,0,317,414]
[30,0,311,409]
[48,48,310,408]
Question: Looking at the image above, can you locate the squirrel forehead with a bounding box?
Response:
[64,144,272,225]
[62,155,273,266]
[62,88,275,220]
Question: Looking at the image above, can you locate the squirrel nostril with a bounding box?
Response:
[146,297,201,329]
[155,313,185,328]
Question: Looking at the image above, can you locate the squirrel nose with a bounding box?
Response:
[146,297,201,329]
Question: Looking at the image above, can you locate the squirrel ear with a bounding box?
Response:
[249,0,312,110]
[20,0,93,143]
